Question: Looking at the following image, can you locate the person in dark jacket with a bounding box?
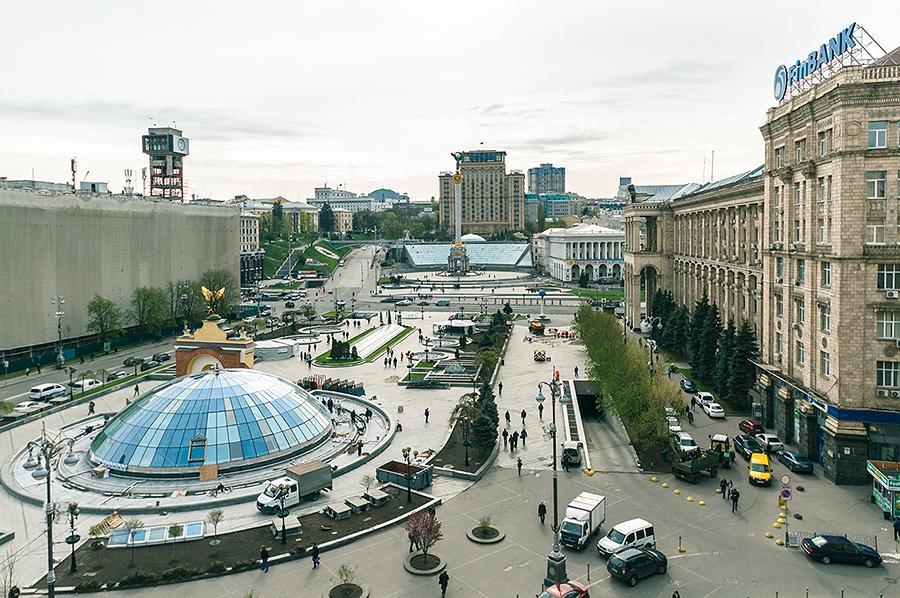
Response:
[438,570,450,597]
[538,501,547,524]
[311,543,320,568]
[260,545,269,572]
[502,428,509,449]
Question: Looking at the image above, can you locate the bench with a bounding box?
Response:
[324,503,352,520]
[344,496,369,514]
[364,489,390,507]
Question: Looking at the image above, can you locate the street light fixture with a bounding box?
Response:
[462,416,470,467]
[66,502,80,573]
[535,373,568,588]
[401,446,413,503]
[52,295,65,369]
[66,367,76,400]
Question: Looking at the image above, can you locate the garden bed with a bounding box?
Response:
[429,420,493,475]
[37,485,432,591]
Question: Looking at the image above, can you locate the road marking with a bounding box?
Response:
[669,550,721,559]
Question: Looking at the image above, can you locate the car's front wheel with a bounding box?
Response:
[628,574,638,587]
[864,558,876,568]
[657,564,667,575]
[821,555,831,565]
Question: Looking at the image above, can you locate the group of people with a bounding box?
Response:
[719,478,741,512]
[259,543,319,574]
[383,347,399,368]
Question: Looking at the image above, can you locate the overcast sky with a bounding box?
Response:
[2,1,898,200]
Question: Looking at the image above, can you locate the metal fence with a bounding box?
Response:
[787,530,878,551]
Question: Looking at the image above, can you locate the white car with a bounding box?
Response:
[674,432,700,457]
[755,433,784,453]
[696,392,715,407]
[703,402,726,418]
[666,416,682,433]
[396,299,413,307]
[14,401,43,412]
[70,379,101,391]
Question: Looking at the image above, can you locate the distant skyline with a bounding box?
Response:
[2,2,898,200]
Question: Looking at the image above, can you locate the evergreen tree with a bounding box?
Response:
[319,203,335,233]
[689,296,710,370]
[471,413,497,452]
[728,321,759,407]
[714,321,736,402]
[696,303,721,382]
[479,383,499,428]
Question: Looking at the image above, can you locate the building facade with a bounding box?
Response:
[623,44,900,484]
[528,163,566,194]
[439,150,525,234]
[141,126,189,200]
[239,211,264,285]
[308,186,388,213]
[333,207,353,233]
[534,223,625,281]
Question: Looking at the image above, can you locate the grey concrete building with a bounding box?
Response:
[528,162,565,194]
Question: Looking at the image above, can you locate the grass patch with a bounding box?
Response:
[321,310,352,318]
[293,240,352,278]
[569,287,625,301]
[313,326,378,364]
[402,372,427,382]
[417,360,436,369]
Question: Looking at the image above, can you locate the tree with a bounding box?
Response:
[714,321,736,402]
[124,518,144,566]
[129,287,168,338]
[320,203,335,233]
[537,203,546,232]
[351,346,359,360]
[471,412,496,451]
[299,303,316,320]
[86,294,123,344]
[404,510,443,559]
[728,321,759,407]
[199,269,240,318]
[337,563,358,586]
[502,302,512,316]
[168,523,183,560]
[1,551,17,598]
[688,296,710,371]
[696,304,721,383]
[578,272,590,288]
[359,474,376,493]
[166,280,204,329]
[206,509,224,545]
[272,200,284,234]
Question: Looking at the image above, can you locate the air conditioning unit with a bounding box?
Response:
[892,390,900,399]
[887,290,899,299]
[878,389,891,397]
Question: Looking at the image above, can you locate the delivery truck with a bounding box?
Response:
[560,492,606,549]
[256,460,333,514]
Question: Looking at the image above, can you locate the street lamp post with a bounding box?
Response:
[66,503,80,573]
[66,367,76,400]
[52,295,65,369]
[401,446,413,503]
[462,416,470,467]
[277,489,289,545]
[536,373,567,588]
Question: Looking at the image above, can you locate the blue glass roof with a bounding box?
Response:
[90,369,332,475]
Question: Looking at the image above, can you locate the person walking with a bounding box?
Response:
[538,501,547,524]
[504,411,511,427]
[687,410,694,425]
[311,543,320,569]
[260,545,270,572]
[133,384,140,399]
[719,478,728,500]
[498,381,503,396]
[520,428,527,447]
[574,366,579,378]
[561,454,570,472]
[517,457,523,476]
[893,517,900,542]
[538,402,544,419]
[424,408,430,423]
[502,428,509,450]
[520,409,527,425]
[730,487,740,513]
[88,401,95,415]
[438,570,450,598]
[409,531,419,552]
[511,430,519,451]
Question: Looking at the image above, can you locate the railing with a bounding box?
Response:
[863,65,900,80]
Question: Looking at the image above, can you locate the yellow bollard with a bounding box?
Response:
[715,488,722,494]
[776,518,786,524]
[686,496,695,502]
[698,500,706,506]
[673,489,681,495]
[661,482,669,488]
[775,539,785,546]
[779,512,786,518]
[650,476,658,482]
[772,522,782,529]
[764,532,773,538]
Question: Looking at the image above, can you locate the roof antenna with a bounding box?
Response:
[710,150,715,182]
[702,153,706,183]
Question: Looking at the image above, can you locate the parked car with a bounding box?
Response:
[748,452,772,486]
[703,402,726,418]
[597,518,656,558]
[666,416,682,434]
[777,450,814,473]
[70,379,101,391]
[396,299,413,307]
[14,401,43,412]
[680,379,697,394]
[538,581,589,598]
[696,392,715,407]
[152,352,171,362]
[673,432,700,458]
[738,418,764,435]
[381,297,401,303]
[733,434,764,460]
[435,299,451,307]
[801,535,882,568]
[285,301,296,308]
[607,546,667,587]
[140,360,160,372]
[755,433,784,453]
[107,370,128,381]
[417,301,429,306]
[29,383,67,401]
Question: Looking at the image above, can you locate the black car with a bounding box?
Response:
[777,450,814,473]
[140,360,160,371]
[680,379,697,394]
[801,535,881,568]
[733,434,764,460]
[285,301,296,308]
[607,547,667,586]
[152,352,171,362]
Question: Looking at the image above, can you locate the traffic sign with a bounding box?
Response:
[780,488,792,500]
[780,473,791,486]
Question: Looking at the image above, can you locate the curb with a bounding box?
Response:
[466,527,505,544]
[402,552,446,576]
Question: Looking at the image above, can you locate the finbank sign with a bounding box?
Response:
[773,22,857,101]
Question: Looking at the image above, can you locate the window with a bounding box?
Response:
[774,186,781,208]
[877,312,900,339]
[820,304,831,332]
[868,171,887,199]
[818,131,827,156]
[796,340,806,365]
[868,224,886,245]
[877,361,900,387]
[775,332,783,354]
[774,146,784,168]
[869,121,888,149]
[821,261,831,286]
[879,264,900,290]
[827,175,832,202]
[795,139,806,162]
[817,219,825,243]
[794,219,801,242]
[816,177,825,203]
[775,293,784,316]
[794,182,802,204]
[820,351,830,377]
[776,257,784,278]
[796,298,805,323]
[797,259,805,283]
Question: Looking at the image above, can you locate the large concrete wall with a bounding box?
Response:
[0,189,239,350]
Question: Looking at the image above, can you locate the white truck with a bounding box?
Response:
[256,461,333,514]
[559,492,606,550]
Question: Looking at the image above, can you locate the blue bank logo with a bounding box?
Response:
[773,22,857,101]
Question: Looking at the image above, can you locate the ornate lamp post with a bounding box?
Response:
[536,373,567,588]
[401,446,413,503]
[277,488,289,545]
[52,295,65,369]
[66,503,80,573]
[66,367,76,400]
[462,416,470,467]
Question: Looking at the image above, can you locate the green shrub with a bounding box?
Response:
[75,580,104,593]
[118,571,158,587]
[160,566,200,581]
[206,561,227,574]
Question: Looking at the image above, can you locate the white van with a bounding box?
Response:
[29,383,67,401]
[597,518,655,557]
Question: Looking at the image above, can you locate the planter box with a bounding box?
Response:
[376,461,433,490]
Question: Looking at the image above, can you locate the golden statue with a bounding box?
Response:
[200,286,226,319]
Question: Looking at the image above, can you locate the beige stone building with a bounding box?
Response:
[332,207,353,233]
[439,150,525,234]
[624,45,900,484]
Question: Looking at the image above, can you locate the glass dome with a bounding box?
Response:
[90,369,333,476]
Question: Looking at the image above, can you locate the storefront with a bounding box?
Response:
[866,460,900,519]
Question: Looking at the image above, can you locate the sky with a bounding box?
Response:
[2,1,898,200]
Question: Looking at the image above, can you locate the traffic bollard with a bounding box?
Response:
[587,563,590,582]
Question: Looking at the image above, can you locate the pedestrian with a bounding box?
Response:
[502,428,509,449]
[36,363,41,374]
[719,478,728,500]
[365,407,372,422]
[350,410,357,424]
[520,428,527,447]
[574,366,579,377]
[393,357,397,368]
[438,570,449,598]
[311,543,320,568]
[424,408,430,423]
[672,592,681,598]
[8,585,20,598]
[517,457,523,476]
[893,517,900,541]
[505,411,511,427]
[521,409,527,424]
[687,410,694,425]
[497,381,503,396]
[133,384,140,398]
[357,441,363,456]
[408,531,419,552]
[25,368,29,377]
[512,430,519,451]
[538,500,547,524]
[327,398,334,413]
[88,401,95,415]
[260,545,270,572]
[730,488,740,512]
[562,454,570,472]
[538,402,544,419]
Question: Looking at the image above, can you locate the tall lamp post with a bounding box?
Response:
[66,367,76,400]
[462,416,470,467]
[52,295,65,369]
[536,373,567,588]
[277,488,289,545]
[401,446,413,503]
[66,503,80,573]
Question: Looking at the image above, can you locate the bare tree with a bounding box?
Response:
[206,509,224,545]
[1,551,17,598]
[403,511,443,558]
[124,518,144,567]
[359,474,376,493]
[168,524,183,561]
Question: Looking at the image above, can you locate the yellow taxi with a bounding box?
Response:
[748,452,772,486]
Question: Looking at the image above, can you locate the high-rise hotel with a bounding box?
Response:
[439,150,525,234]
